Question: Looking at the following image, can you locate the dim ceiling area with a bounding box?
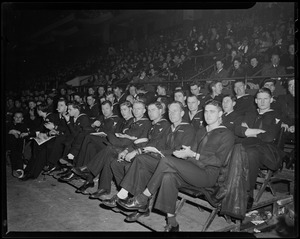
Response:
[3,2,257,58]
[3,4,169,58]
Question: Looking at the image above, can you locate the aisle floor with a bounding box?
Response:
[5,167,150,233]
[4,165,291,237]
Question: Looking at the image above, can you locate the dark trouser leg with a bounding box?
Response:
[47,135,66,166]
[73,135,91,166]
[82,143,104,166]
[69,131,91,158]
[155,172,180,214]
[98,155,119,191]
[25,141,48,178]
[147,156,217,214]
[89,135,108,148]
[87,146,115,176]
[75,135,107,167]
[110,160,130,188]
[119,154,160,196]
[245,146,263,192]
[7,136,24,171]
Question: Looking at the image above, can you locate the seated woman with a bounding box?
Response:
[235,87,285,209]
[109,100,235,232]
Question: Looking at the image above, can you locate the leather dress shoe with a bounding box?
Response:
[75,181,95,194]
[42,165,60,175]
[48,165,63,176]
[117,196,150,212]
[89,189,111,199]
[56,168,71,177]
[101,195,129,208]
[164,224,179,232]
[19,173,35,181]
[58,172,80,182]
[125,208,150,222]
[59,157,73,167]
[72,167,90,179]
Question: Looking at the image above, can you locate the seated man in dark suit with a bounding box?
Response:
[209,58,229,88]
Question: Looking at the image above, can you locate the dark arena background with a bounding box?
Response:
[2,2,296,237]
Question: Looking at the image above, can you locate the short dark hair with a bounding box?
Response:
[189,81,200,87]
[234,79,246,85]
[256,87,272,98]
[73,92,83,98]
[101,100,113,107]
[215,58,224,64]
[187,94,199,100]
[158,95,172,107]
[148,101,164,110]
[136,94,147,104]
[68,101,82,112]
[98,85,106,90]
[260,78,276,88]
[209,80,222,92]
[57,98,68,105]
[205,99,223,112]
[133,100,146,108]
[106,91,115,97]
[136,84,146,91]
[86,94,96,99]
[120,101,132,108]
[128,84,137,89]
[222,94,237,102]
[174,89,186,97]
[168,101,185,112]
[13,111,24,117]
[157,84,167,90]
[37,103,50,113]
[112,85,123,91]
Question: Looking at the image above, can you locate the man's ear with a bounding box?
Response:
[218,110,223,118]
[181,110,185,118]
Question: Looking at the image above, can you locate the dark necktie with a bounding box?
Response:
[196,131,210,153]
[254,114,263,129]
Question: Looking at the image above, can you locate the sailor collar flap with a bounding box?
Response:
[171,122,190,132]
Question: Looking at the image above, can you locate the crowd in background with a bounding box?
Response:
[15,3,294,92]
